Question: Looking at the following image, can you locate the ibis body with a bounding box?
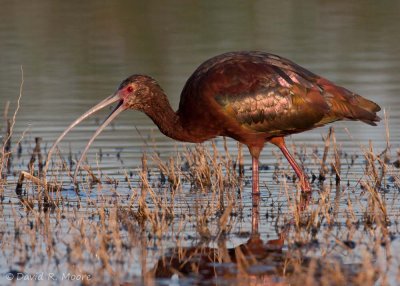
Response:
[45,51,381,195]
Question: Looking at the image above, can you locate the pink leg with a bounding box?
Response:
[271,138,311,192]
[251,192,260,233]
[252,157,260,195]
[251,156,260,232]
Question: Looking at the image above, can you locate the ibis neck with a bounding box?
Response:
[143,97,193,143]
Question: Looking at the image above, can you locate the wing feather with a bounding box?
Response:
[179,51,380,137]
[216,84,329,135]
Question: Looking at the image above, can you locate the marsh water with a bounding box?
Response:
[1,1,400,285]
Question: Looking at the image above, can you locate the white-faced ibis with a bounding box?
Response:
[44,51,380,195]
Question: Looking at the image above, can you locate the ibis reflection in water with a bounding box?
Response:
[44,51,380,198]
[149,202,367,285]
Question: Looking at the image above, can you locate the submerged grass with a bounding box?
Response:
[0,85,399,285]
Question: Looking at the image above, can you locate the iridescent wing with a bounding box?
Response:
[215,84,329,135]
[180,51,380,137]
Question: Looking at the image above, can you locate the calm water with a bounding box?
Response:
[1,1,400,285]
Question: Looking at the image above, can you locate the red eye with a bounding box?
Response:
[127,86,133,93]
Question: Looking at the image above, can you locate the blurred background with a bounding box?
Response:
[0,0,399,169]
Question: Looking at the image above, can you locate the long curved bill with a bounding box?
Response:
[73,101,127,183]
[44,93,123,179]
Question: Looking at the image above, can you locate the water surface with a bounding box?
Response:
[0,1,399,285]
